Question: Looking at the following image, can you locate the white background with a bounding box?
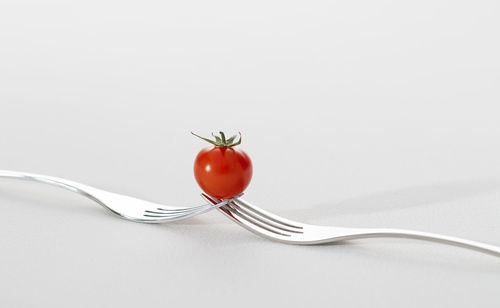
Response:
[1,0,499,307]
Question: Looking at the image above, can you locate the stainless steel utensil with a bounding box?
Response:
[202,194,500,257]
[1,170,498,257]
[0,170,227,223]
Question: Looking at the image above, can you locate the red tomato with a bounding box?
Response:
[194,145,252,199]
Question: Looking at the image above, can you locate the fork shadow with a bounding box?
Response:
[281,178,500,220]
[2,177,499,227]
[153,178,500,227]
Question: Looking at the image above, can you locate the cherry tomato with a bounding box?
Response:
[192,132,252,199]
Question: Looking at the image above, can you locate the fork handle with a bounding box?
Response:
[335,227,500,256]
[0,170,101,199]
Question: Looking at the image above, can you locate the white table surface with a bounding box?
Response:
[1,0,499,307]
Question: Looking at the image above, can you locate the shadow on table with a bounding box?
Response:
[1,178,499,228]
[155,178,500,227]
[282,178,500,220]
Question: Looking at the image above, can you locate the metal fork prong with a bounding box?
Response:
[143,199,230,220]
[233,198,303,230]
[144,205,213,217]
[204,194,303,232]
[225,202,293,236]
[226,201,303,234]
[144,205,208,216]
[143,207,209,219]
[156,204,208,213]
[201,194,292,237]
[143,212,192,217]
[0,170,222,224]
[142,202,226,222]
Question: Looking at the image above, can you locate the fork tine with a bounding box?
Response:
[144,205,212,217]
[233,198,303,230]
[224,201,293,236]
[156,204,208,213]
[227,201,303,233]
[144,206,208,216]
[143,199,229,219]
[143,207,209,220]
[203,194,303,232]
[144,210,189,216]
[201,194,293,237]
[142,200,231,221]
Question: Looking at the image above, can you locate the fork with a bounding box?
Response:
[201,194,500,257]
[0,170,227,223]
[2,170,499,256]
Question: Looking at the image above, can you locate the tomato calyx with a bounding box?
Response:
[191,131,242,147]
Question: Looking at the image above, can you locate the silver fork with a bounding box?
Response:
[201,194,500,257]
[2,170,499,256]
[0,170,227,223]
